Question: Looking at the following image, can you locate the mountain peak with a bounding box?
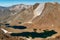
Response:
[33,3,40,10]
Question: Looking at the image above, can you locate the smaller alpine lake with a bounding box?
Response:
[5,24,27,29]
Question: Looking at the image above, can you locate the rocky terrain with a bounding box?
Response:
[0,2,60,40]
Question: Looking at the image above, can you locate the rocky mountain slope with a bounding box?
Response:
[0,4,32,23]
[0,2,60,40]
[23,3,60,40]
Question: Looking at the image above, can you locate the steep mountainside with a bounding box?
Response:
[33,3,60,28]
[24,3,60,38]
[0,3,60,40]
[0,4,32,23]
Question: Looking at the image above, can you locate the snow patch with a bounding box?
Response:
[11,12,17,15]
[28,3,45,23]
[27,21,32,23]
[26,37,32,40]
[34,3,45,17]
[52,24,54,27]
[1,28,12,34]
[8,20,11,23]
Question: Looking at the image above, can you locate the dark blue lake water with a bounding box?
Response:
[10,30,57,38]
[5,24,27,29]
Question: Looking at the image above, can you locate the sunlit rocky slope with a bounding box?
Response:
[0,2,60,40]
